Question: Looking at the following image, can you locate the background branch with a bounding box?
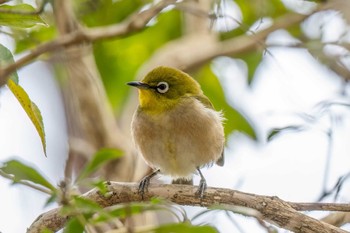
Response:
[0,0,178,86]
[0,0,332,87]
[28,182,350,233]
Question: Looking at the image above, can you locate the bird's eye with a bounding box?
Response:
[156,82,169,93]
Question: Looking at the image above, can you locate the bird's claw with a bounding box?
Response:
[138,169,160,200]
[195,178,207,199]
[138,176,150,199]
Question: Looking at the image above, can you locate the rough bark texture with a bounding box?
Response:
[27,182,350,233]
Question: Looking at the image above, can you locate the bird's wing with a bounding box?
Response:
[194,94,215,110]
[194,95,225,167]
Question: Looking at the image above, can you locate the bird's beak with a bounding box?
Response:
[127,81,151,90]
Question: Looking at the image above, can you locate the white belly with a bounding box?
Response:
[131,98,224,179]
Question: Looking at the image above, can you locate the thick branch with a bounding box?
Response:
[28,182,350,233]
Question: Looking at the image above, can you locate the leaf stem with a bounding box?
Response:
[0,170,52,195]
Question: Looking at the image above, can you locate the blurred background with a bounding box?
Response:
[0,0,349,232]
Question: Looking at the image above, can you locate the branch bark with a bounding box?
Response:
[27,182,350,233]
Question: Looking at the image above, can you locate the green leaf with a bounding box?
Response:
[76,148,123,181]
[155,223,218,233]
[73,196,104,213]
[60,196,104,217]
[45,193,58,207]
[92,201,163,223]
[267,125,304,141]
[15,25,56,53]
[1,44,43,151]
[7,79,46,155]
[90,179,109,195]
[194,65,257,139]
[240,52,262,84]
[0,43,18,83]
[63,217,84,233]
[0,159,55,191]
[0,4,46,28]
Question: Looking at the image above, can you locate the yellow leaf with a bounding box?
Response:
[7,79,46,156]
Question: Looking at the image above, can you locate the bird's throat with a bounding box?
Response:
[138,89,177,115]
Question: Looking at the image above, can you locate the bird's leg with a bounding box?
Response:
[195,168,207,198]
[138,169,160,199]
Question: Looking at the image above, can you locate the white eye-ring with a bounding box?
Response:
[156,81,169,93]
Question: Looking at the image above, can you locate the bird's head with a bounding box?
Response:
[127,66,202,114]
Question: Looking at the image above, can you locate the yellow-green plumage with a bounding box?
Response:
[128,66,225,197]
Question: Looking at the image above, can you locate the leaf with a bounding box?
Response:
[2,41,43,154]
[76,148,123,181]
[267,125,304,141]
[0,43,18,83]
[0,159,55,191]
[63,218,84,233]
[15,25,56,54]
[7,79,47,155]
[240,51,262,84]
[155,223,218,233]
[0,4,46,28]
[92,200,165,223]
[194,65,257,139]
[45,193,58,207]
[73,196,104,214]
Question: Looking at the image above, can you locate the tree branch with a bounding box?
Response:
[27,182,350,233]
[0,0,178,86]
[0,0,335,87]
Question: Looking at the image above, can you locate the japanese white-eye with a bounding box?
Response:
[127,66,225,198]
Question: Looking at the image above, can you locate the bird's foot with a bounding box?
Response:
[138,169,160,200]
[195,178,207,199]
[195,168,207,199]
[138,176,150,199]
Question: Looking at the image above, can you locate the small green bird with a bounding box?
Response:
[127,66,225,198]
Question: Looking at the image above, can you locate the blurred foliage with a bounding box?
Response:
[221,0,287,39]
[75,148,123,182]
[93,9,182,113]
[194,64,256,138]
[15,25,56,53]
[75,0,145,26]
[0,4,46,28]
[235,0,287,25]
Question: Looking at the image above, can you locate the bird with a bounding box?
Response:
[127,66,225,198]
